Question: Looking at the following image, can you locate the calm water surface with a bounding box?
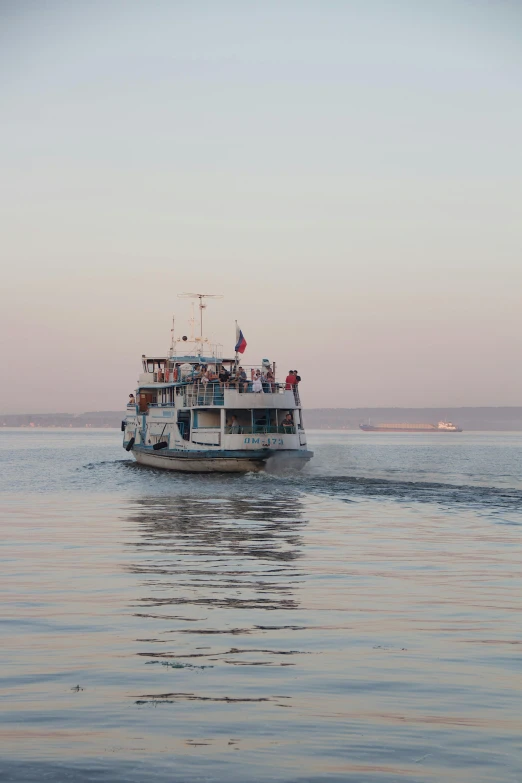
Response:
[1,429,522,782]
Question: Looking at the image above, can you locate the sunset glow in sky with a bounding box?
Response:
[1,1,521,413]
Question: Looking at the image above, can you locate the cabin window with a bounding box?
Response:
[225,410,252,434]
[277,410,296,434]
[193,409,220,429]
[159,388,173,406]
[252,409,278,433]
[224,409,295,434]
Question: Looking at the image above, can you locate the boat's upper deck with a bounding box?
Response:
[130,354,301,412]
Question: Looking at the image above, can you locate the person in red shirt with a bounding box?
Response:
[285,371,297,390]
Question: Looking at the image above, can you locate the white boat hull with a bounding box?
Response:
[133,450,262,473]
[130,447,312,473]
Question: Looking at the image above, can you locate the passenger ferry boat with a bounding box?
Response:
[122,296,313,472]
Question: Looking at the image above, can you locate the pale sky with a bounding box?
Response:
[1,0,521,413]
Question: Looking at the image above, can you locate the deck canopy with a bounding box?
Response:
[167,355,237,364]
[141,355,237,376]
[143,355,236,365]
[138,383,175,390]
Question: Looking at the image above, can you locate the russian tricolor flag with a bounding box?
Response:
[235,324,247,354]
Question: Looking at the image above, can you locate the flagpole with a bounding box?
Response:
[234,320,239,368]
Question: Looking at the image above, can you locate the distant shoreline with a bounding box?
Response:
[2,427,522,434]
[2,407,522,431]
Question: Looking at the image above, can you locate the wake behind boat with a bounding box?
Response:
[122,294,313,472]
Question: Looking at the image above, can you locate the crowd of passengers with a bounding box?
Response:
[128,367,301,407]
[150,363,301,395]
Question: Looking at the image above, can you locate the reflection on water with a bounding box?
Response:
[131,494,304,606]
[128,495,306,706]
[131,493,304,568]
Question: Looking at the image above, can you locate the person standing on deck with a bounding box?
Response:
[252,371,263,393]
[293,370,301,403]
[285,371,297,390]
[265,367,275,392]
[237,366,247,393]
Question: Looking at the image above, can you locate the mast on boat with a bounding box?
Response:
[178,293,223,339]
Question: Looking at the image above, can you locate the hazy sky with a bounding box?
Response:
[1,0,521,413]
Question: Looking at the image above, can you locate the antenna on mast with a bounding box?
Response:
[189,303,195,342]
[178,293,223,338]
[169,315,175,354]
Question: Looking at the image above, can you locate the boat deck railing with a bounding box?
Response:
[132,383,301,409]
[224,425,297,435]
[183,382,300,406]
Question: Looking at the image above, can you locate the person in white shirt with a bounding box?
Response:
[252,371,263,393]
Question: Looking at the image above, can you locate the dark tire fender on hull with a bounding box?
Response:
[153,441,169,450]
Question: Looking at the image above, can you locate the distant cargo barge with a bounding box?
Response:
[359,421,463,433]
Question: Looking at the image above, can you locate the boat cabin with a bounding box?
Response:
[129,353,304,442]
